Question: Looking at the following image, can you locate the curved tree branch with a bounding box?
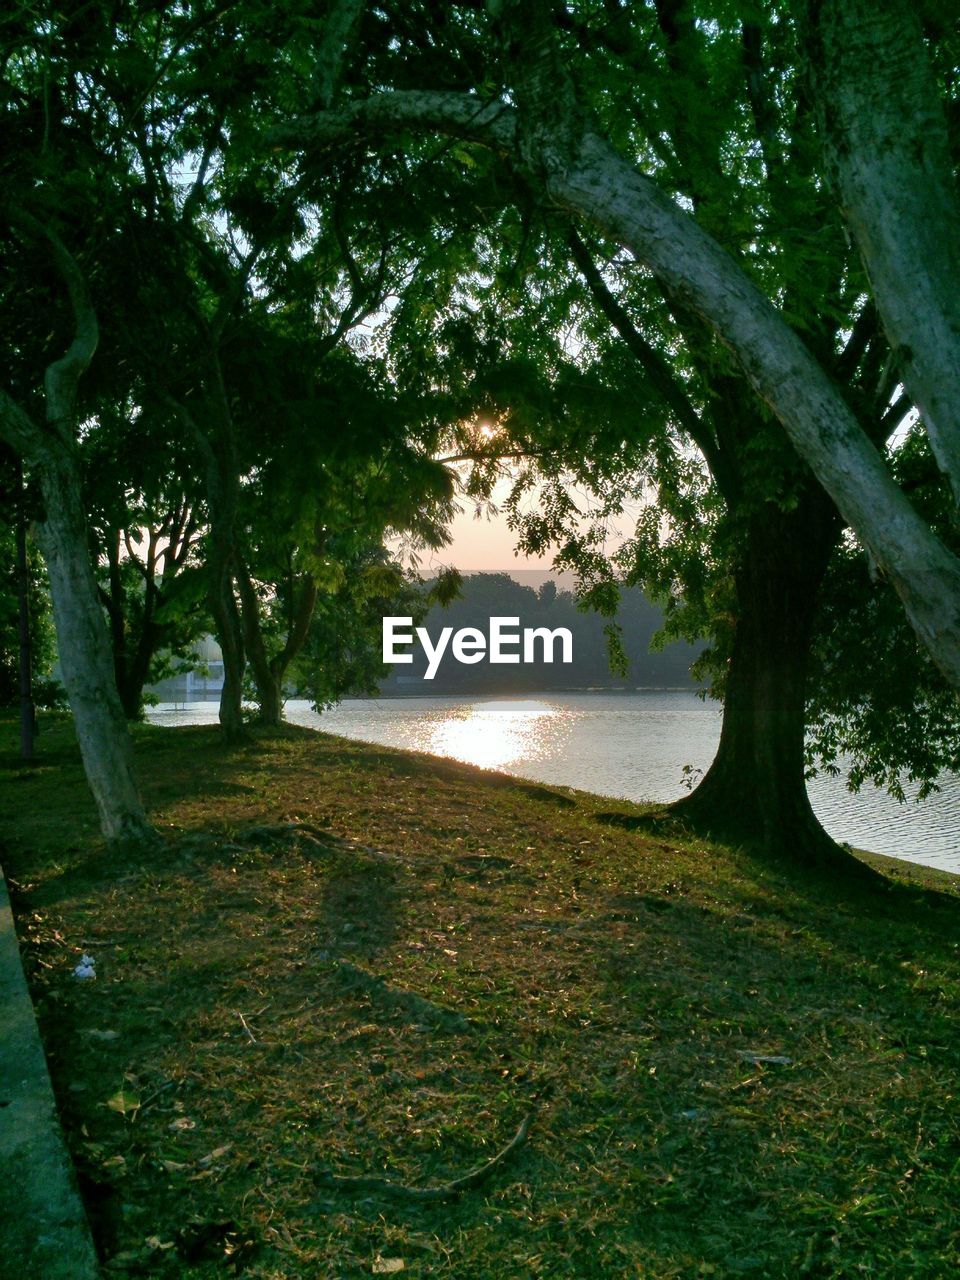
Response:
[272,72,960,692]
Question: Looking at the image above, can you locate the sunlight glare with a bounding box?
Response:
[429,700,564,769]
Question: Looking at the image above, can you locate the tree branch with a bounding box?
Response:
[0,390,44,462]
[740,22,783,182]
[567,229,736,502]
[4,208,98,442]
[273,572,319,678]
[834,301,878,384]
[269,90,516,158]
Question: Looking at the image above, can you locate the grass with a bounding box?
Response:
[2,711,960,1278]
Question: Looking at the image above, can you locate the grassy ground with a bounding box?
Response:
[2,712,960,1279]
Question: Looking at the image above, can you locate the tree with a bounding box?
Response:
[355,94,888,864]
[270,0,960,695]
[806,428,960,802]
[89,0,488,736]
[809,0,960,506]
[0,210,152,843]
[292,548,448,710]
[228,348,455,725]
[83,403,206,719]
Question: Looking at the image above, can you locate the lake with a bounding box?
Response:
[147,692,960,874]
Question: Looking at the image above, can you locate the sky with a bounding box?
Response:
[412,468,642,575]
[436,478,546,571]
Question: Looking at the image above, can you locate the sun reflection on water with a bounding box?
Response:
[427,700,569,769]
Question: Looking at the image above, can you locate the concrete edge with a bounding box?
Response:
[0,865,100,1278]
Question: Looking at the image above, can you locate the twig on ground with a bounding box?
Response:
[235,1010,258,1044]
[314,1112,534,1202]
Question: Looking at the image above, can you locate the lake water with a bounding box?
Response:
[147,692,960,874]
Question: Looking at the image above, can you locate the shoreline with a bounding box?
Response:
[144,701,960,876]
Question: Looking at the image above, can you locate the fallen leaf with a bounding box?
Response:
[105,1089,140,1115]
[373,1260,405,1274]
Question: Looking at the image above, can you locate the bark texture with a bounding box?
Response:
[811,0,960,503]
[671,489,843,866]
[34,451,151,842]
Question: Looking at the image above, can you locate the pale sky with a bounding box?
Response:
[409,470,640,574]
[437,480,548,571]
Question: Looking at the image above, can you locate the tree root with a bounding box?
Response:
[314,1113,534,1202]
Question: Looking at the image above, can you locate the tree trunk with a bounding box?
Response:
[176,382,247,740]
[0,217,152,843]
[257,672,284,728]
[15,463,35,760]
[118,582,162,721]
[234,558,279,727]
[549,132,960,694]
[811,0,960,503]
[209,553,246,738]
[117,644,153,721]
[671,489,847,868]
[35,451,153,843]
[236,557,319,728]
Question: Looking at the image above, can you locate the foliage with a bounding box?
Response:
[290,549,436,709]
[807,430,960,799]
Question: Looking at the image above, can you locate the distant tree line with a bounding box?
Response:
[377,575,700,694]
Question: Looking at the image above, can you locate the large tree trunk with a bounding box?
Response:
[35,451,152,843]
[671,488,846,868]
